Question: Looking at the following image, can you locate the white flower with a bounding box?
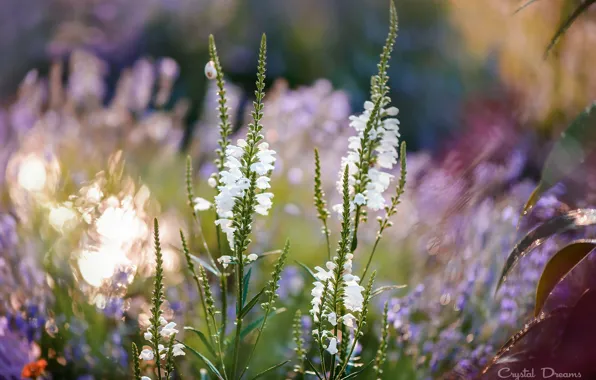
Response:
[215,218,235,249]
[158,344,167,359]
[193,197,212,211]
[160,322,179,338]
[342,313,357,328]
[214,137,276,248]
[353,193,366,206]
[310,281,326,321]
[336,98,400,212]
[208,177,217,188]
[141,377,151,380]
[327,312,337,326]
[144,331,153,340]
[247,253,258,262]
[314,266,333,281]
[255,193,274,215]
[343,279,365,312]
[205,61,217,80]
[139,348,154,361]
[172,343,186,357]
[217,255,233,268]
[326,337,338,355]
[256,176,271,189]
[159,316,168,326]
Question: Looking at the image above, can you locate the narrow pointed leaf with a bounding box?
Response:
[254,249,282,262]
[179,342,224,380]
[184,326,217,358]
[545,0,596,56]
[497,209,596,291]
[239,287,266,319]
[534,240,596,316]
[341,360,374,379]
[249,360,291,379]
[295,260,316,280]
[305,357,324,380]
[371,284,407,299]
[521,102,596,216]
[242,268,252,307]
[190,253,220,275]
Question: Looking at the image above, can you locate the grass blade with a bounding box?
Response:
[184,326,217,358]
[180,342,225,380]
[239,287,266,319]
[249,360,291,379]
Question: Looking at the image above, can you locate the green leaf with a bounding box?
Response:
[239,287,266,319]
[521,102,596,216]
[184,326,217,358]
[249,360,291,379]
[497,209,596,292]
[534,240,596,316]
[179,342,224,380]
[341,360,374,379]
[253,249,282,262]
[305,357,324,380]
[294,260,316,280]
[242,268,252,307]
[190,254,220,275]
[545,0,596,56]
[371,284,407,299]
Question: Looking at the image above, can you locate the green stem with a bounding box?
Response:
[231,263,244,379]
[324,226,331,261]
[335,323,364,379]
[360,235,381,284]
[215,222,229,349]
[220,272,228,349]
[239,305,270,378]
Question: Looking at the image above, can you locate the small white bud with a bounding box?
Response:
[205,61,217,80]
[208,176,217,188]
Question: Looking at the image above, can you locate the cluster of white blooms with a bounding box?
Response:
[310,253,364,354]
[336,100,400,211]
[216,253,258,269]
[139,316,185,363]
[214,139,276,249]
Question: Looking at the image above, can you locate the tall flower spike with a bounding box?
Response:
[293,310,306,375]
[314,148,331,260]
[132,343,142,380]
[149,218,165,379]
[374,302,390,380]
[214,34,275,251]
[209,35,233,185]
[228,33,276,379]
[335,1,400,221]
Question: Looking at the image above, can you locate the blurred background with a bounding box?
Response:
[2,0,596,148]
[2,0,596,378]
